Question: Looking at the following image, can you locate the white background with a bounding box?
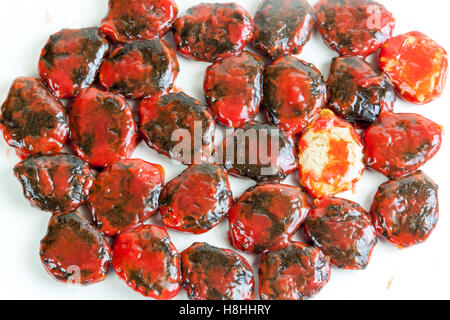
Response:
[0,0,449,300]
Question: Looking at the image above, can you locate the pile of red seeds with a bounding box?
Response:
[0,0,447,300]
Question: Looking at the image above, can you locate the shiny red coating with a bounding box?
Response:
[315,0,395,57]
[370,171,439,248]
[0,77,69,158]
[253,0,315,59]
[113,225,181,300]
[181,242,254,300]
[220,122,298,182]
[259,242,331,300]
[379,31,448,104]
[89,159,165,236]
[139,92,216,165]
[69,88,138,168]
[14,154,94,214]
[327,56,395,124]
[100,0,178,43]
[228,184,310,254]
[305,197,377,270]
[298,109,365,198]
[99,39,179,99]
[263,55,327,135]
[40,211,111,285]
[38,27,109,98]
[159,163,233,235]
[204,51,264,128]
[173,3,253,62]
[364,112,443,178]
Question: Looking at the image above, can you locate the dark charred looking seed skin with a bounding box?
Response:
[69,88,139,169]
[370,171,439,248]
[0,77,69,158]
[113,225,181,300]
[38,27,109,98]
[14,154,94,214]
[220,122,297,182]
[100,0,178,43]
[173,3,253,62]
[259,242,331,300]
[305,197,377,270]
[181,242,255,300]
[228,184,310,254]
[327,56,395,124]
[364,112,443,178]
[253,0,315,59]
[89,160,165,236]
[204,51,264,128]
[315,0,395,57]
[263,56,327,135]
[160,164,233,235]
[99,39,179,99]
[40,211,112,285]
[139,92,216,165]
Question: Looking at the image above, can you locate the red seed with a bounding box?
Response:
[100,0,178,43]
[204,51,264,128]
[38,28,109,98]
[379,31,448,104]
[315,0,395,57]
[1,77,69,158]
[181,242,254,300]
[113,225,181,300]
[89,159,165,236]
[263,55,327,135]
[69,88,138,168]
[14,154,93,214]
[305,197,377,270]
[259,242,331,300]
[370,171,439,248]
[228,184,310,254]
[173,3,253,62]
[99,39,179,99]
[364,112,443,178]
[139,92,216,165]
[253,0,315,59]
[220,121,298,182]
[327,56,395,124]
[40,211,111,285]
[160,164,233,235]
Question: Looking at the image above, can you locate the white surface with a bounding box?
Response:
[0,0,449,300]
